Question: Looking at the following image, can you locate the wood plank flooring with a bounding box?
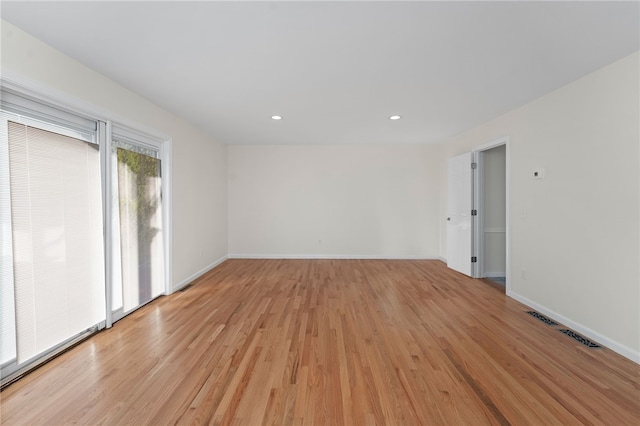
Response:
[1,259,639,425]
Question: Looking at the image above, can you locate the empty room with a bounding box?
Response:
[0,1,638,425]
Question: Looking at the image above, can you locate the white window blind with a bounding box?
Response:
[7,121,105,363]
[0,119,17,365]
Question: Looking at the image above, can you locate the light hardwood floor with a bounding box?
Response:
[1,259,639,425]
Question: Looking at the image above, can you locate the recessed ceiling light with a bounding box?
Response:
[389,115,401,120]
[271,115,283,120]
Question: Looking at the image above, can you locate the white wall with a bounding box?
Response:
[228,144,442,258]
[441,52,640,360]
[482,145,506,277]
[1,20,228,289]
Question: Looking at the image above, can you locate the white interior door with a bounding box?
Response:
[447,152,473,276]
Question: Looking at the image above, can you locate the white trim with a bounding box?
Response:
[172,256,228,293]
[1,87,97,140]
[112,122,165,152]
[0,110,95,144]
[437,256,447,263]
[505,140,511,295]
[472,150,482,278]
[100,121,113,329]
[474,136,511,153]
[484,272,506,278]
[507,290,640,364]
[227,254,440,260]
[473,136,511,294]
[163,138,173,294]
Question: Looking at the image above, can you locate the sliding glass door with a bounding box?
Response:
[110,136,165,322]
[1,87,171,387]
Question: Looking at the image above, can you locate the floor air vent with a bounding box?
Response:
[559,329,601,348]
[526,311,558,326]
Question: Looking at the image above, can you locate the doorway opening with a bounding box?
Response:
[474,138,509,292]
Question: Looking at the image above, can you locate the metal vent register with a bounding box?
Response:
[559,329,602,348]
[526,311,559,326]
[525,310,602,349]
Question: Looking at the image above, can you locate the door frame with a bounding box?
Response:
[472,136,510,293]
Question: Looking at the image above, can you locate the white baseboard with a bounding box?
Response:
[227,254,438,260]
[484,271,506,278]
[507,290,640,364]
[172,256,228,293]
[437,256,447,263]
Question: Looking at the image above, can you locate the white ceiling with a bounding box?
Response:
[2,1,638,145]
